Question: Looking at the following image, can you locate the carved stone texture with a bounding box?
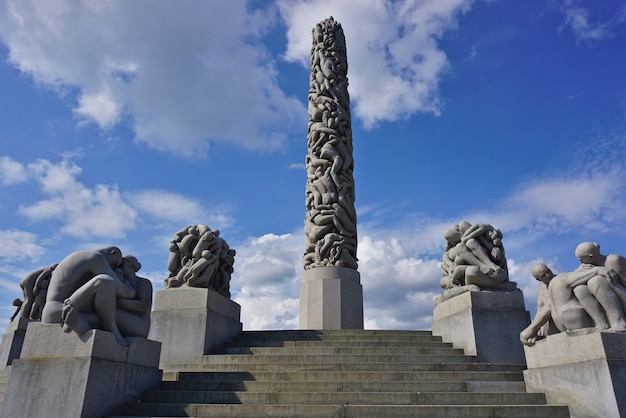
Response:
[520,242,626,346]
[32,247,153,346]
[438,221,516,301]
[304,17,357,271]
[164,224,235,298]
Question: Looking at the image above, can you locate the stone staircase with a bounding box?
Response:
[114,330,569,417]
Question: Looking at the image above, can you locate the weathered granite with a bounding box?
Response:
[0,323,162,418]
[432,290,530,364]
[300,17,363,330]
[524,330,626,418]
[300,266,363,329]
[0,318,30,370]
[148,287,242,366]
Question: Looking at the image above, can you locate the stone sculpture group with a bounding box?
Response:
[16,246,152,346]
[164,224,235,297]
[437,221,516,303]
[520,241,626,345]
[304,17,358,271]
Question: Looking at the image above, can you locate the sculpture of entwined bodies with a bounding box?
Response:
[13,247,153,346]
[437,221,516,303]
[165,224,235,298]
[304,17,357,271]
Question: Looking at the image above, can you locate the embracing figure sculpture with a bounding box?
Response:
[521,242,626,346]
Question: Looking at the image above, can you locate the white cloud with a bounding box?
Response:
[278,0,475,127]
[558,1,626,42]
[232,233,302,329]
[0,156,29,186]
[16,159,137,239]
[0,229,45,261]
[0,0,306,157]
[129,190,232,229]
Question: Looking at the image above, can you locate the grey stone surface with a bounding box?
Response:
[303,17,357,271]
[524,330,626,418]
[35,247,152,346]
[149,287,242,365]
[521,242,626,346]
[0,323,162,418]
[432,290,530,364]
[0,318,30,370]
[300,266,363,329]
[300,18,363,330]
[439,221,516,297]
[164,224,235,297]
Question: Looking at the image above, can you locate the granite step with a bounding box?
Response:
[163,370,525,382]
[118,403,570,417]
[139,390,547,405]
[219,343,457,354]
[113,329,568,417]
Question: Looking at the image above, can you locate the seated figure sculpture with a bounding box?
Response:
[438,221,515,302]
[36,247,151,346]
[164,224,235,298]
[520,243,626,346]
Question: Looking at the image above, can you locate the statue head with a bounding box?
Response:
[100,246,123,268]
[575,242,601,265]
[531,263,554,284]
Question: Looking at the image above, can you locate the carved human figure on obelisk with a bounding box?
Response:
[300,17,363,329]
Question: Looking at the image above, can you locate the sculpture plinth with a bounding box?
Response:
[148,287,242,366]
[524,330,626,418]
[432,290,530,364]
[0,318,30,370]
[300,17,363,330]
[300,266,363,329]
[0,323,162,418]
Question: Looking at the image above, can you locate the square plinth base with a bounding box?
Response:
[300,267,364,330]
[1,323,162,418]
[524,330,626,418]
[432,290,530,364]
[148,287,242,366]
[0,318,31,370]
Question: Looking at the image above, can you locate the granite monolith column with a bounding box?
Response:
[300,17,363,329]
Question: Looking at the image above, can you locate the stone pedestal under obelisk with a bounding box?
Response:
[300,17,363,329]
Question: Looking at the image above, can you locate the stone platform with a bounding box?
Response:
[432,290,530,364]
[300,266,364,330]
[524,330,626,418]
[0,323,162,418]
[148,287,242,366]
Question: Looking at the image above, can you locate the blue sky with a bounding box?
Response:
[1,0,626,331]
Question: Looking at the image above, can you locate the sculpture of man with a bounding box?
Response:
[520,261,624,346]
[440,221,514,292]
[41,246,135,345]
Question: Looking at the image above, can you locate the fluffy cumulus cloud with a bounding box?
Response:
[1,156,225,242]
[0,0,305,157]
[0,229,45,262]
[278,0,475,127]
[232,233,302,330]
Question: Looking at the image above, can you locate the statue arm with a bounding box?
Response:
[520,305,552,346]
[564,266,609,287]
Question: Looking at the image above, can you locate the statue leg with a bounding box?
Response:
[588,276,626,332]
[573,284,610,330]
[66,275,128,345]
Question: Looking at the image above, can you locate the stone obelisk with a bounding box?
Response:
[300,17,363,329]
